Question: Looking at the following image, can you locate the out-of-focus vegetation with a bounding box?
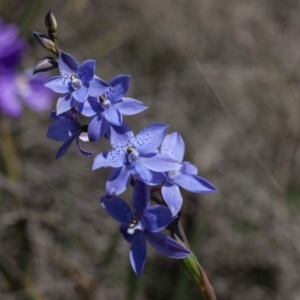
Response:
[1,0,300,299]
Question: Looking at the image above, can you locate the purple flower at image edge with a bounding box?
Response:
[47,110,92,159]
[44,51,109,115]
[93,122,182,196]
[101,180,191,276]
[77,74,148,142]
[160,132,217,216]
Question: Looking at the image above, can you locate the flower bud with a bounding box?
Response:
[33,31,57,54]
[45,10,57,34]
[33,57,58,75]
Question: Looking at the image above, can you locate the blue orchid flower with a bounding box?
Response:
[47,110,91,159]
[161,132,217,216]
[93,122,181,196]
[101,180,191,276]
[44,51,109,115]
[77,74,148,142]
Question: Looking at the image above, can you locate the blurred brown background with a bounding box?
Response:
[1,0,300,299]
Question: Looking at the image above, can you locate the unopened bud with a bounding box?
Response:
[33,31,57,54]
[45,10,57,34]
[33,57,58,75]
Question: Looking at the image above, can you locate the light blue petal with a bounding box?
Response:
[173,174,217,193]
[44,76,70,93]
[109,123,134,149]
[104,106,122,126]
[114,97,148,116]
[130,231,146,276]
[161,183,183,216]
[134,123,168,154]
[161,132,185,161]
[73,87,88,103]
[142,205,173,232]
[47,119,79,141]
[56,94,75,115]
[77,96,102,117]
[92,149,125,170]
[88,77,110,96]
[131,161,153,183]
[139,153,181,172]
[181,161,198,175]
[101,196,134,224]
[77,59,95,83]
[58,51,79,77]
[88,114,109,142]
[132,180,150,220]
[146,231,191,259]
[106,166,132,196]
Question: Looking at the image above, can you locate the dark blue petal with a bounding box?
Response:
[47,119,79,141]
[75,135,92,158]
[44,76,70,93]
[132,180,150,220]
[114,97,148,116]
[104,106,122,126]
[134,123,168,154]
[88,114,109,142]
[77,59,95,83]
[173,174,217,193]
[161,132,185,162]
[161,183,183,216]
[59,51,79,77]
[120,224,135,243]
[130,231,146,276]
[106,166,132,196]
[56,136,76,159]
[146,231,191,258]
[142,205,173,232]
[101,196,134,224]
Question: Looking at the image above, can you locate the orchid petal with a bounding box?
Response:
[77,96,102,117]
[161,132,185,161]
[114,97,148,115]
[181,161,198,175]
[106,166,132,196]
[120,224,135,243]
[146,231,191,259]
[77,59,95,83]
[101,196,134,224]
[44,76,70,93]
[92,149,125,169]
[47,119,79,141]
[161,183,183,216]
[56,136,76,159]
[108,74,130,102]
[109,123,134,149]
[73,87,88,103]
[58,51,79,77]
[88,114,109,142]
[173,174,217,193]
[75,135,92,157]
[88,77,110,96]
[139,153,181,172]
[134,123,168,154]
[131,161,153,183]
[104,106,122,126]
[132,180,150,220]
[142,205,173,232]
[56,93,75,115]
[130,231,146,276]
